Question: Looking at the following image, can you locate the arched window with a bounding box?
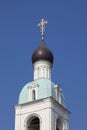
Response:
[27,117,40,130]
[32,90,36,101]
[56,118,62,130]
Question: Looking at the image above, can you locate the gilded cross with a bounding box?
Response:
[38,19,48,40]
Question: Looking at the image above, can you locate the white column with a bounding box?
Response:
[15,106,21,130]
[33,60,52,80]
[62,119,69,130]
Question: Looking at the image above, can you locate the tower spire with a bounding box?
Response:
[38,18,48,40]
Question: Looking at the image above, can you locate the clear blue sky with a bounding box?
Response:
[0,0,87,130]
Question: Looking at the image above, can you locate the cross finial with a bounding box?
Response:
[38,19,48,40]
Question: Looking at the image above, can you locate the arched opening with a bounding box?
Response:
[32,90,36,101]
[56,118,62,130]
[27,116,40,130]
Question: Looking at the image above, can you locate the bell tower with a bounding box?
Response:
[14,19,70,130]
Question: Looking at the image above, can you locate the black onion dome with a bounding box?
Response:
[32,40,54,65]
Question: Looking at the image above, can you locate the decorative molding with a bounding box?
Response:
[33,60,51,79]
[28,82,39,89]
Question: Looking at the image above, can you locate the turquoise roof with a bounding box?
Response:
[18,78,66,108]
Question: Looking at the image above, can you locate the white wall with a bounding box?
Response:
[15,97,70,130]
